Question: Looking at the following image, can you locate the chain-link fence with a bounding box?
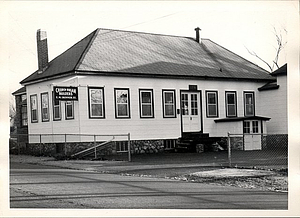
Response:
[227,133,288,170]
[9,133,131,161]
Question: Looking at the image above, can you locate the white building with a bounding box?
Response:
[15,28,286,155]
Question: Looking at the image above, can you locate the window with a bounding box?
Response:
[21,105,28,126]
[88,87,105,118]
[53,93,61,120]
[181,93,189,115]
[225,91,237,117]
[114,88,130,118]
[30,94,38,123]
[243,121,250,133]
[65,101,74,120]
[206,91,218,117]
[244,92,255,116]
[162,90,176,118]
[139,89,154,118]
[252,121,259,133]
[191,93,198,115]
[41,93,49,122]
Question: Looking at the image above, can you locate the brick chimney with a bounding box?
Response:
[36,29,48,72]
[195,27,201,43]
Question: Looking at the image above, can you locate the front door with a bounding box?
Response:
[181,92,201,132]
[244,120,262,150]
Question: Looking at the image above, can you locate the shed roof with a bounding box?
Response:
[21,28,274,85]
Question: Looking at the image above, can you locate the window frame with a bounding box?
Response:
[114,88,130,119]
[52,92,61,121]
[139,89,154,118]
[244,91,255,117]
[21,104,28,126]
[65,101,74,120]
[162,89,176,118]
[206,91,218,118]
[30,94,38,123]
[225,91,237,117]
[88,87,105,119]
[41,92,50,122]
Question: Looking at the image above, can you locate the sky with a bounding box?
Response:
[1,1,297,95]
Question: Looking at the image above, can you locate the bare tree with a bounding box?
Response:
[246,27,287,72]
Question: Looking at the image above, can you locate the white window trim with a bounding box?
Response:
[244,92,255,116]
[226,91,237,117]
[65,101,74,120]
[206,91,218,118]
[115,88,130,119]
[139,89,154,118]
[162,90,176,118]
[88,87,105,119]
[30,94,38,123]
[41,92,49,122]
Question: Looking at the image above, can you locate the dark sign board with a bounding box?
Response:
[54,86,78,101]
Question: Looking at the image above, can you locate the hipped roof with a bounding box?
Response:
[21,28,273,85]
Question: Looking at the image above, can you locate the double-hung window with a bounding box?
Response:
[53,93,61,120]
[244,92,255,116]
[139,89,154,118]
[65,101,74,120]
[21,105,28,126]
[30,94,38,123]
[41,92,49,122]
[162,90,176,118]
[225,91,237,117]
[114,88,130,118]
[206,91,218,117]
[88,87,105,118]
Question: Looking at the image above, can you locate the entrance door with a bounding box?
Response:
[181,92,201,132]
[244,120,262,150]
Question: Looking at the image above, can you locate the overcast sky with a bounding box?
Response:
[0,1,298,96]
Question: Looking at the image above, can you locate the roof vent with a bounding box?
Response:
[36,29,49,73]
[195,27,201,43]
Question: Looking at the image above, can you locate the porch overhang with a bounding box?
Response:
[214,116,271,123]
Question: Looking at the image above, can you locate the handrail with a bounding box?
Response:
[71,137,114,158]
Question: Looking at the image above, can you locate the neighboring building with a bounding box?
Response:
[14,28,282,156]
[257,64,288,147]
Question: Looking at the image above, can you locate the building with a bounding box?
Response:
[13,28,284,156]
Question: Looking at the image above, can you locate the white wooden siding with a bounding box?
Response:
[26,74,268,142]
[257,75,287,134]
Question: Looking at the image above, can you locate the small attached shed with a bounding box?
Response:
[214,116,271,150]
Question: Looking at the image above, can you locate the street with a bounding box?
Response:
[10,162,288,209]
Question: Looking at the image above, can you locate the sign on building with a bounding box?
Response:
[54,86,78,101]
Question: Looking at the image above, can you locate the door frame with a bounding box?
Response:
[243,120,263,150]
[180,89,203,136]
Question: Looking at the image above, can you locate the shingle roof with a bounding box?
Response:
[21,28,274,85]
[12,86,26,95]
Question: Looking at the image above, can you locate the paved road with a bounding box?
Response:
[10,162,288,209]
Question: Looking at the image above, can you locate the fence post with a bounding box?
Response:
[128,133,131,162]
[227,132,231,167]
[94,135,97,159]
[39,134,42,155]
[64,134,67,156]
